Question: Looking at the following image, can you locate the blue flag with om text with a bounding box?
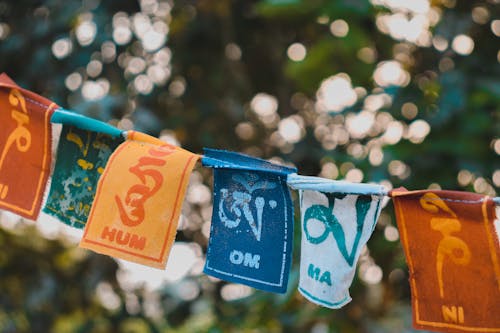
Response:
[202,149,296,293]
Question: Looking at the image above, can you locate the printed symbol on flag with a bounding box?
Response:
[219,172,277,241]
[420,193,471,298]
[66,127,111,174]
[115,144,176,227]
[0,89,31,199]
[303,193,371,266]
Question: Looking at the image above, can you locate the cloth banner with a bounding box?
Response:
[0,73,57,220]
[392,189,500,333]
[79,134,199,268]
[288,175,384,308]
[202,149,296,293]
[43,125,123,228]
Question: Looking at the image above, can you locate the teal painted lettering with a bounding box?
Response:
[308,263,321,280]
[319,271,332,286]
[308,263,332,285]
[304,194,371,266]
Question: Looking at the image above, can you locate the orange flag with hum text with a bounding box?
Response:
[79,132,199,268]
[392,189,500,333]
[0,73,57,220]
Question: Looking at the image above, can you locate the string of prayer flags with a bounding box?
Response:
[391,189,500,333]
[79,133,200,268]
[2,74,500,329]
[43,125,123,228]
[202,148,296,293]
[0,73,57,220]
[287,175,385,308]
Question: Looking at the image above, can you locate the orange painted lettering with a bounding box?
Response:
[420,193,471,298]
[0,89,31,199]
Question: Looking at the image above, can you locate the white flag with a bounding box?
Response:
[288,174,384,308]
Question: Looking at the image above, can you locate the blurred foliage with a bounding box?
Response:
[0,0,498,332]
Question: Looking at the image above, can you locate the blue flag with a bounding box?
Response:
[202,149,296,293]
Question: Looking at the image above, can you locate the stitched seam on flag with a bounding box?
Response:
[391,192,487,204]
[298,286,349,308]
[82,142,127,240]
[322,192,385,196]
[23,96,63,112]
[82,143,195,262]
[482,198,500,292]
[158,154,196,260]
[415,320,500,332]
[83,238,167,261]
[0,102,56,217]
[32,103,56,215]
[393,198,421,323]
[419,198,485,204]
[205,175,288,288]
[279,175,288,287]
[44,205,87,227]
[371,197,382,232]
[208,267,284,287]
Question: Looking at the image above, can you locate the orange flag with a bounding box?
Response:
[0,73,57,220]
[79,134,199,268]
[392,189,500,333]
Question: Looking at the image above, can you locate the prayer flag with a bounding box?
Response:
[79,135,199,268]
[43,125,123,228]
[202,149,296,293]
[392,189,500,333]
[288,175,384,308]
[0,73,57,220]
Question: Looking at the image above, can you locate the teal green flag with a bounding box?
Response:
[43,125,122,228]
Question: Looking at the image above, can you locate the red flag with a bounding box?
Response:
[392,189,500,333]
[0,74,57,219]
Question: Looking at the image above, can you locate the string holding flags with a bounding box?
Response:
[0,73,499,332]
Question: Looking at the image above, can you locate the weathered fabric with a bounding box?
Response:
[202,149,296,293]
[43,125,122,228]
[80,137,199,268]
[288,174,384,308]
[0,73,57,220]
[392,189,500,333]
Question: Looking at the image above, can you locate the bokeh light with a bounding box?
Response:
[287,43,307,62]
[251,92,279,126]
[65,72,83,91]
[373,61,410,87]
[76,18,97,46]
[51,37,73,59]
[315,74,358,113]
[451,34,474,55]
[329,19,349,37]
